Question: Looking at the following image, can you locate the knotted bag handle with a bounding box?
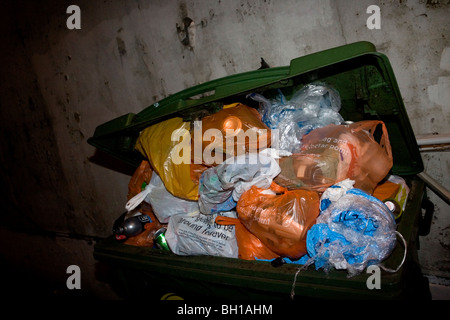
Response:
[348,120,393,161]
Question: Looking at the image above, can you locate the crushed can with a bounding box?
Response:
[154,228,170,251]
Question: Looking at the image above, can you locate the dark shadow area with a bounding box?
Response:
[93,260,124,299]
[0,256,90,300]
[88,149,137,177]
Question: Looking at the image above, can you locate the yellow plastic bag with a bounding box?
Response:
[135,117,199,200]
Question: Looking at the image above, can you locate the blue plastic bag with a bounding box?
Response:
[302,182,398,276]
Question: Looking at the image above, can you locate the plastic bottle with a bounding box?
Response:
[113,213,151,240]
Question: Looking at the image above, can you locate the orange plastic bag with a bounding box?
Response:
[236,182,320,259]
[192,103,271,164]
[215,216,279,261]
[275,121,393,194]
[127,160,153,200]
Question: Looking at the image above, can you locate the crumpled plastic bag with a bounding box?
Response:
[165,211,238,258]
[198,151,281,214]
[302,182,398,277]
[237,182,320,259]
[248,83,343,153]
[274,120,393,194]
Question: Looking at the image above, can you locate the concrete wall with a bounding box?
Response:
[0,0,448,298]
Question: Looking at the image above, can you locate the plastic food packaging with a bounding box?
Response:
[248,83,343,153]
[215,216,279,261]
[373,175,410,221]
[134,117,199,200]
[165,211,238,258]
[193,103,271,164]
[198,152,281,214]
[236,182,320,259]
[275,120,393,194]
[304,184,399,277]
[386,175,410,212]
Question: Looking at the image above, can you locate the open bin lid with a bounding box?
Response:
[87,41,423,175]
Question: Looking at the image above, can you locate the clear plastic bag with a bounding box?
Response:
[248,83,343,153]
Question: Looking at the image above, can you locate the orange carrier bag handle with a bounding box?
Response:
[348,120,393,162]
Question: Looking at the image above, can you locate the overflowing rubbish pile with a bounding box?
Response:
[112,83,410,278]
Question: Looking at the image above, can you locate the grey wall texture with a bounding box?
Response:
[0,0,448,298]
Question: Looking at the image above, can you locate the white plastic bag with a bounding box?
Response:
[126,172,200,223]
[165,211,239,258]
[198,151,281,214]
[165,211,238,257]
